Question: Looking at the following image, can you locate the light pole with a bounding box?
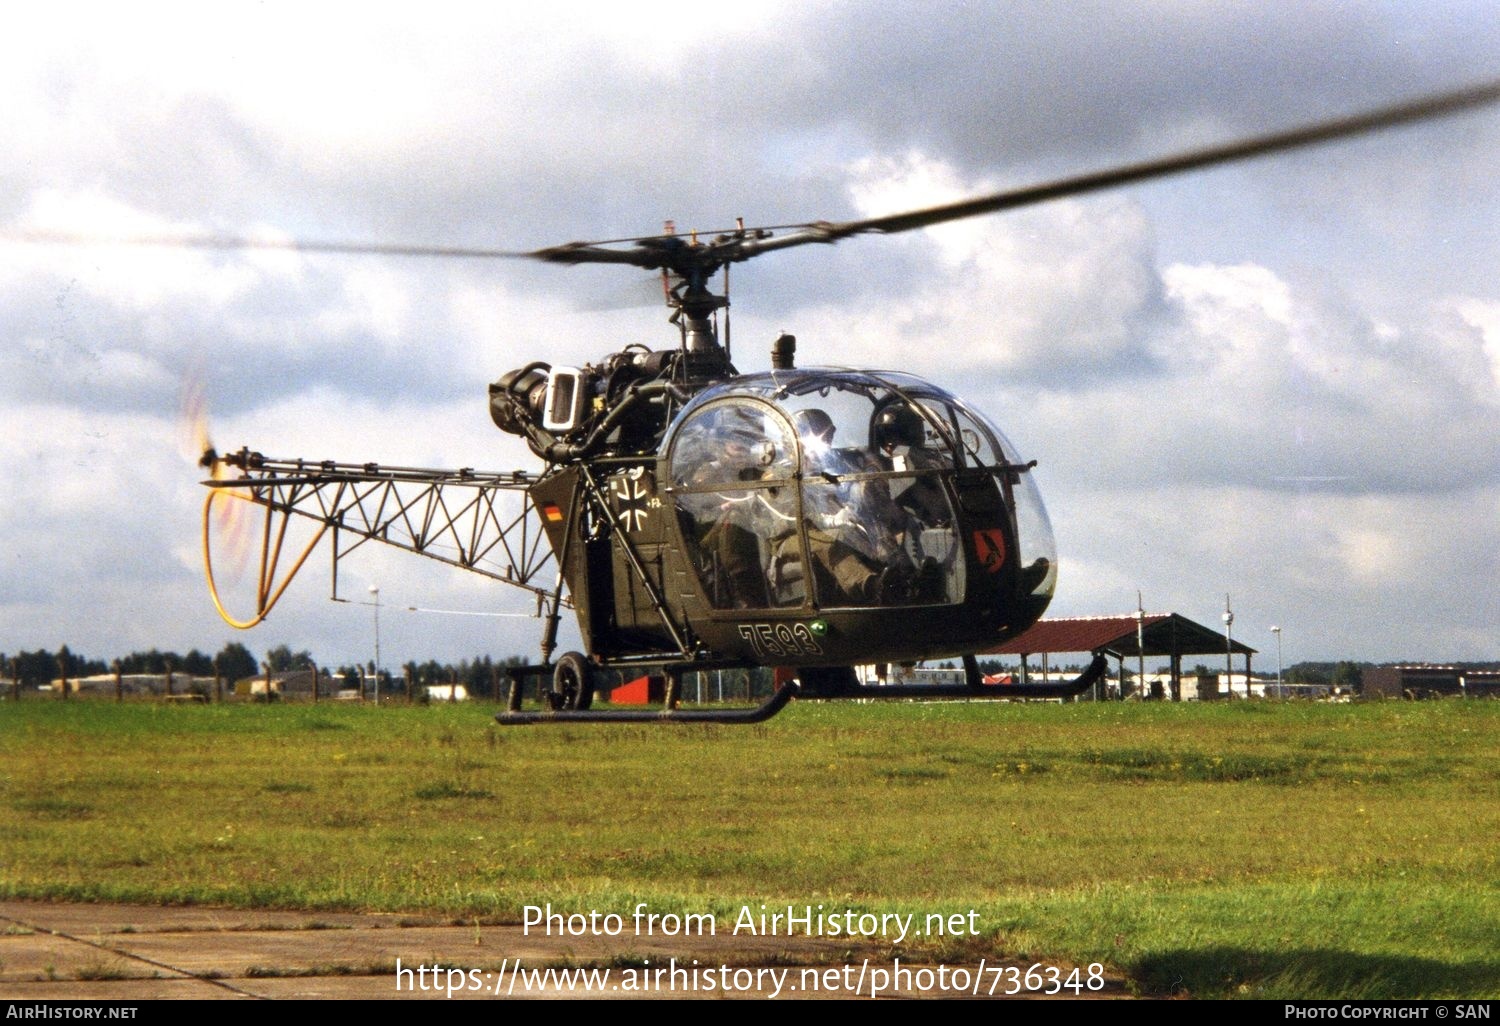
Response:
[1222,594,1235,700]
[369,584,381,705]
[1134,590,1146,701]
[1270,625,1283,696]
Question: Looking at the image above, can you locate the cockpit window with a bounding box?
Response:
[669,400,795,489]
[669,399,801,610]
[665,369,1052,613]
[786,391,960,607]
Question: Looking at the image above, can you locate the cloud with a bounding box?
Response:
[2,5,1498,667]
[1045,481,1500,663]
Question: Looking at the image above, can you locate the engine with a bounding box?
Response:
[488,346,697,463]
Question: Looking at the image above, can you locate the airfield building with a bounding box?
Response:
[985,613,1257,701]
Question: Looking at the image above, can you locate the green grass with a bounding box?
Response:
[1,698,1496,998]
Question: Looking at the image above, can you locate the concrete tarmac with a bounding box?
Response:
[0,900,1127,1000]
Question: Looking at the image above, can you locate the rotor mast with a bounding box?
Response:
[670,261,728,355]
[534,222,782,367]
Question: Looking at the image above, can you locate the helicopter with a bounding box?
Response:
[174,79,1500,723]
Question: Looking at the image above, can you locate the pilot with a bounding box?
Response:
[792,408,909,605]
[874,403,935,463]
[872,403,954,602]
[794,408,838,455]
[874,404,951,528]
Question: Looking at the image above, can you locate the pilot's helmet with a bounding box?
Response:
[874,404,926,451]
[794,408,836,444]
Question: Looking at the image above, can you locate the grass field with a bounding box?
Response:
[2,697,1496,998]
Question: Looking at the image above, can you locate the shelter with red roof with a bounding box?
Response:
[986,613,1257,700]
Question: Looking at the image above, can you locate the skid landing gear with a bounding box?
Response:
[494,654,1107,725]
[496,679,799,725]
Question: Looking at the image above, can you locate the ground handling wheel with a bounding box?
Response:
[549,651,595,711]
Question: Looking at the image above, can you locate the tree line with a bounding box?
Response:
[0,645,260,688]
[7,646,1495,697]
[0,643,531,699]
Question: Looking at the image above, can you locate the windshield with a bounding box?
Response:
[666,368,1054,610]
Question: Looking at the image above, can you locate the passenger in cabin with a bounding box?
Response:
[681,406,795,610]
[793,408,911,605]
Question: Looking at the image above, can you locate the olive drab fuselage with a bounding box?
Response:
[527,368,1056,668]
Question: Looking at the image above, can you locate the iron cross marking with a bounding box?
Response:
[611,474,652,532]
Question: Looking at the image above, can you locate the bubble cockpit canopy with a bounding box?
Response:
[665,368,1055,614]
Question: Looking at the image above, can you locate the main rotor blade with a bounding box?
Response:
[8,77,1496,268]
[539,76,1500,272]
[803,76,1500,243]
[4,229,532,261]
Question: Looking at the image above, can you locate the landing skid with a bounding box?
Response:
[495,681,799,724]
[493,654,1107,725]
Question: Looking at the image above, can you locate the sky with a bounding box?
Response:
[2,1,1497,673]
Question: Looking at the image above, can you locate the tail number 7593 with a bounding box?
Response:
[737,623,824,660]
